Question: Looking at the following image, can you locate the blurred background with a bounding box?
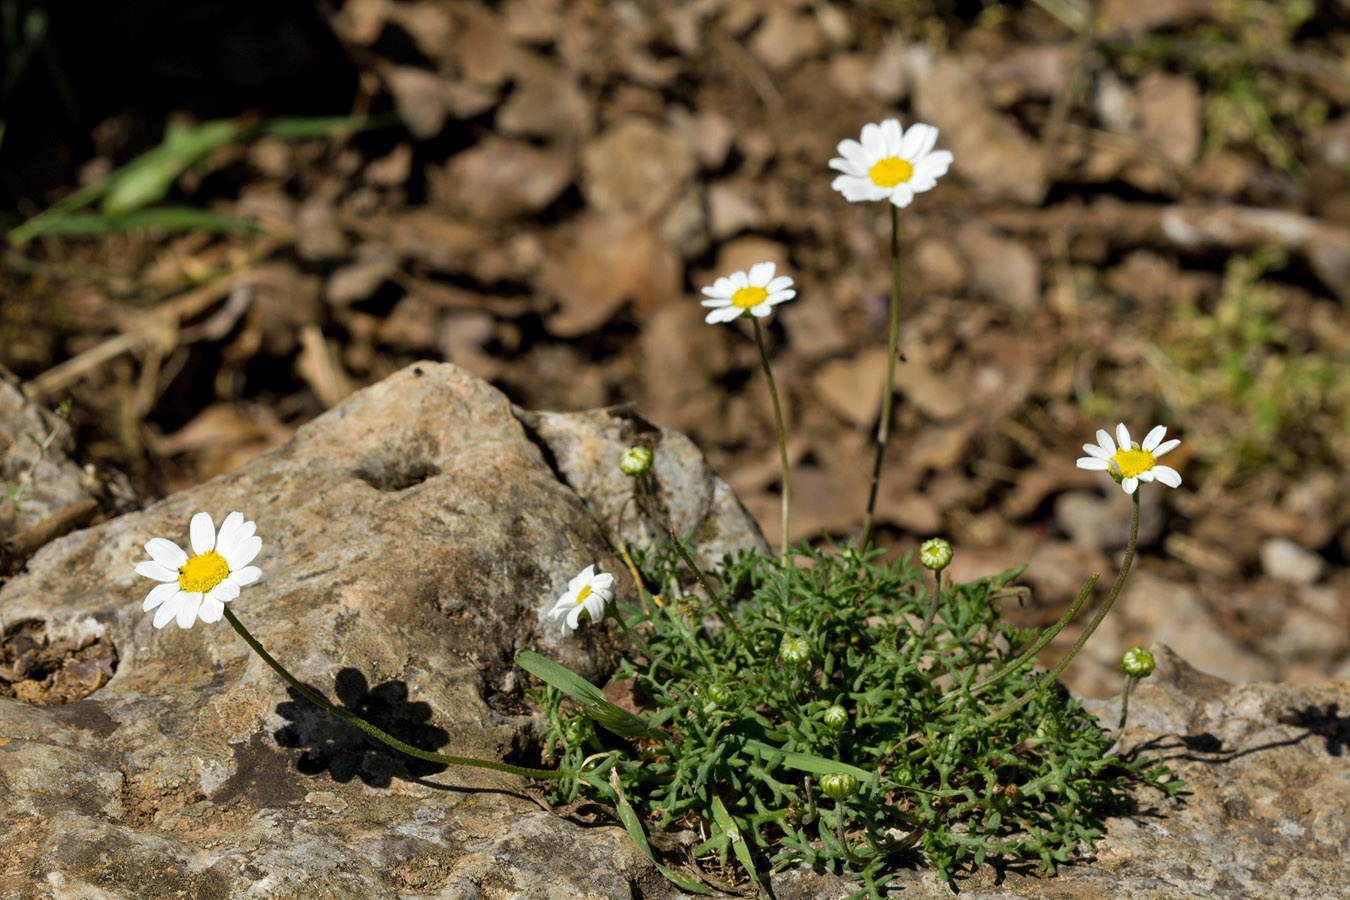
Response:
[2,0,1347,697]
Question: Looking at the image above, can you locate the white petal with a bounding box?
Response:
[750,305,773,317]
[1095,429,1117,454]
[828,156,866,177]
[1077,457,1109,471]
[900,122,937,161]
[548,600,569,619]
[222,535,261,570]
[591,571,615,590]
[748,261,776,286]
[215,512,246,560]
[1082,443,1113,460]
[135,561,179,582]
[197,599,225,624]
[888,185,915,208]
[1115,423,1132,450]
[730,270,749,289]
[701,298,732,308]
[706,306,744,324]
[232,565,262,586]
[1137,471,1155,483]
[860,122,886,159]
[190,512,216,556]
[143,582,182,612]
[834,138,868,168]
[1152,438,1180,458]
[566,604,584,631]
[209,580,241,604]
[765,290,796,305]
[153,596,182,629]
[1153,465,1182,488]
[176,594,203,629]
[705,277,735,297]
[146,538,188,569]
[582,593,606,624]
[766,275,794,293]
[1121,477,1139,495]
[920,149,954,173]
[1141,426,1167,451]
[880,118,904,155]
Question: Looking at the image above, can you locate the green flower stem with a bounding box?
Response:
[1113,673,1137,742]
[907,569,944,663]
[635,474,741,634]
[859,203,902,550]
[943,572,1101,704]
[221,606,568,780]
[988,491,1141,725]
[752,317,791,562]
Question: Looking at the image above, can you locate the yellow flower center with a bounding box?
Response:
[575,585,592,605]
[1111,446,1156,479]
[868,157,913,187]
[731,286,768,309]
[178,551,230,593]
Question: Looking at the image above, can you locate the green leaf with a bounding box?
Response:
[101,119,245,218]
[741,739,875,786]
[711,795,763,895]
[610,770,711,895]
[516,651,665,740]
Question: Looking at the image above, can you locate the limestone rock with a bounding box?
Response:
[3,365,1347,900]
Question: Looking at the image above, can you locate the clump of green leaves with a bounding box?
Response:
[1161,248,1350,480]
[532,542,1180,898]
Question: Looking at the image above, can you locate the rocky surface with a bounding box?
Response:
[2,365,1347,899]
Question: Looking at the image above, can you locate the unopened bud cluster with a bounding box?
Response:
[919,537,953,571]
[1120,646,1156,678]
[619,446,653,476]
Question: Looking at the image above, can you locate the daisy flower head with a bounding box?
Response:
[1077,424,1182,495]
[136,511,262,629]
[829,118,953,207]
[700,262,796,325]
[547,564,615,635]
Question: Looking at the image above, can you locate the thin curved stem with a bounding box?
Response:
[860,203,902,549]
[222,606,568,779]
[635,474,740,634]
[752,317,790,561]
[943,572,1101,704]
[987,491,1140,724]
[1112,673,1136,743]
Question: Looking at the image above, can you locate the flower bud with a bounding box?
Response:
[619,446,653,477]
[822,705,848,730]
[779,636,812,667]
[1120,646,1156,678]
[820,772,859,800]
[919,537,953,571]
[705,682,735,708]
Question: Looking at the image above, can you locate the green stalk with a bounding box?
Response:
[859,204,902,549]
[943,572,1100,704]
[635,474,740,634]
[222,606,568,779]
[1113,673,1137,743]
[752,317,791,562]
[987,491,1141,724]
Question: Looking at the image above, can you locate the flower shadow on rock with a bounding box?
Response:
[273,667,449,786]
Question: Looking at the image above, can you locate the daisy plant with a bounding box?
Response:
[987,423,1182,724]
[135,511,570,781]
[702,261,797,560]
[830,118,953,549]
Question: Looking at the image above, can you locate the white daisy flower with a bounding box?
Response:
[136,511,262,629]
[700,262,796,324]
[829,118,953,207]
[547,564,614,635]
[1077,424,1182,495]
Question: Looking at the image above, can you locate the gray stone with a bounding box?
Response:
[3,365,1347,900]
[1261,536,1327,586]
